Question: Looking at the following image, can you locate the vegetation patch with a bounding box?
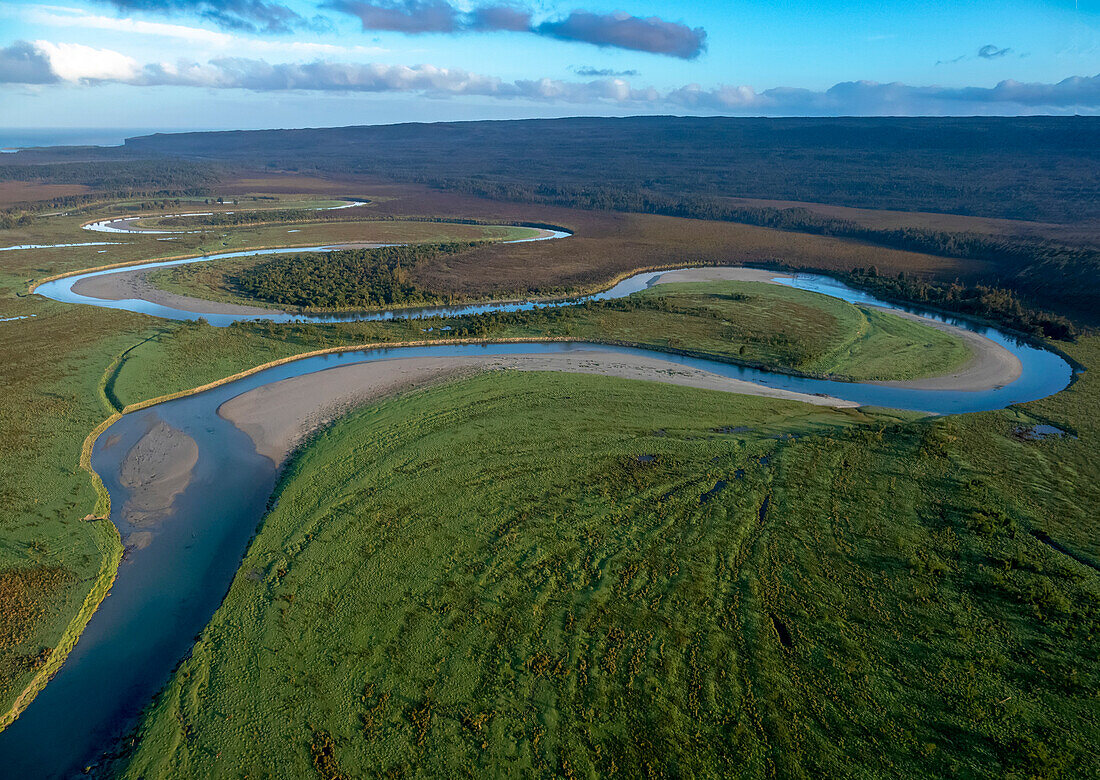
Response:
[0,566,76,693]
[230,242,480,309]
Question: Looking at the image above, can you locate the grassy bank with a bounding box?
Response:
[451,280,973,382]
[0,300,151,720]
[112,365,1099,778]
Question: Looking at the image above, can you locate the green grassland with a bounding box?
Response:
[111,367,1099,779]
[475,281,972,381]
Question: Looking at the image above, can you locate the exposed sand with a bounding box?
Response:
[650,267,1022,392]
[72,268,278,316]
[118,417,199,526]
[218,352,858,465]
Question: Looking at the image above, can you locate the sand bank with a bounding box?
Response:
[218,351,858,465]
[118,416,199,526]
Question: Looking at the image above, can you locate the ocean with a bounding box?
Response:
[0,128,192,151]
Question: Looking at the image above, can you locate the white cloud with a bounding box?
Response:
[3,39,1099,115]
[32,39,140,81]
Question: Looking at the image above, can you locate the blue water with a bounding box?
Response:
[0,128,189,151]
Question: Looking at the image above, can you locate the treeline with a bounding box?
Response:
[0,159,223,191]
[839,268,1077,341]
[233,242,481,309]
[430,179,1100,322]
[0,159,227,230]
[0,210,33,230]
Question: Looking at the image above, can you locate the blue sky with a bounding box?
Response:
[0,0,1097,129]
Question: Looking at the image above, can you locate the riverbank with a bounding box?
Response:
[218,351,859,464]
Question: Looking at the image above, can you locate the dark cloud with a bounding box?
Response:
[935,54,966,66]
[322,0,459,33]
[537,11,706,59]
[95,0,312,34]
[978,44,1012,59]
[573,66,639,77]
[323,2,706,58]
[470,4,532,32]
[939,44,1014,66]
[0,41,58,84]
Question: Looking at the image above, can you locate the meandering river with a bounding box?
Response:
[0,218,1076,778]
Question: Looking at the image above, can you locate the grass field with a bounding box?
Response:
[103,280,972,401]
[111,367,1099,779]
[143,223,538,311]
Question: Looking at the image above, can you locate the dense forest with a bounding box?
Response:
[233,243,479,309]
[122,117,1100,223]
[0,159,223,192]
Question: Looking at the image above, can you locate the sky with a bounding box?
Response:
[0,0,1098,131]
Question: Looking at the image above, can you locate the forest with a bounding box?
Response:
[120,117,1100,222]
[232,243,479,309]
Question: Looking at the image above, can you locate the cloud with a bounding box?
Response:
[470,4,531,32]
[322,0,459,33]
[978,44,1011,59]
[0,40,57,84]
[537,12,706,59]
[30,40,140,82]
[939,44,1014,65]
[24,7,386,57]
[324,1,706,58]
[91,0,316,34]
[3,40,1098,115]
[665,76,1100,114]
[573,66,639,77]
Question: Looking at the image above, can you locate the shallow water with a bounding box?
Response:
[0,242,123,252]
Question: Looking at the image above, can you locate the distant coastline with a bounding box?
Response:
[0,128,190,152]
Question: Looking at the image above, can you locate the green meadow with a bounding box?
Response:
[113,365,1099,778]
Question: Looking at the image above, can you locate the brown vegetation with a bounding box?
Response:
[0,566,76,691]
[0,182,92,208]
